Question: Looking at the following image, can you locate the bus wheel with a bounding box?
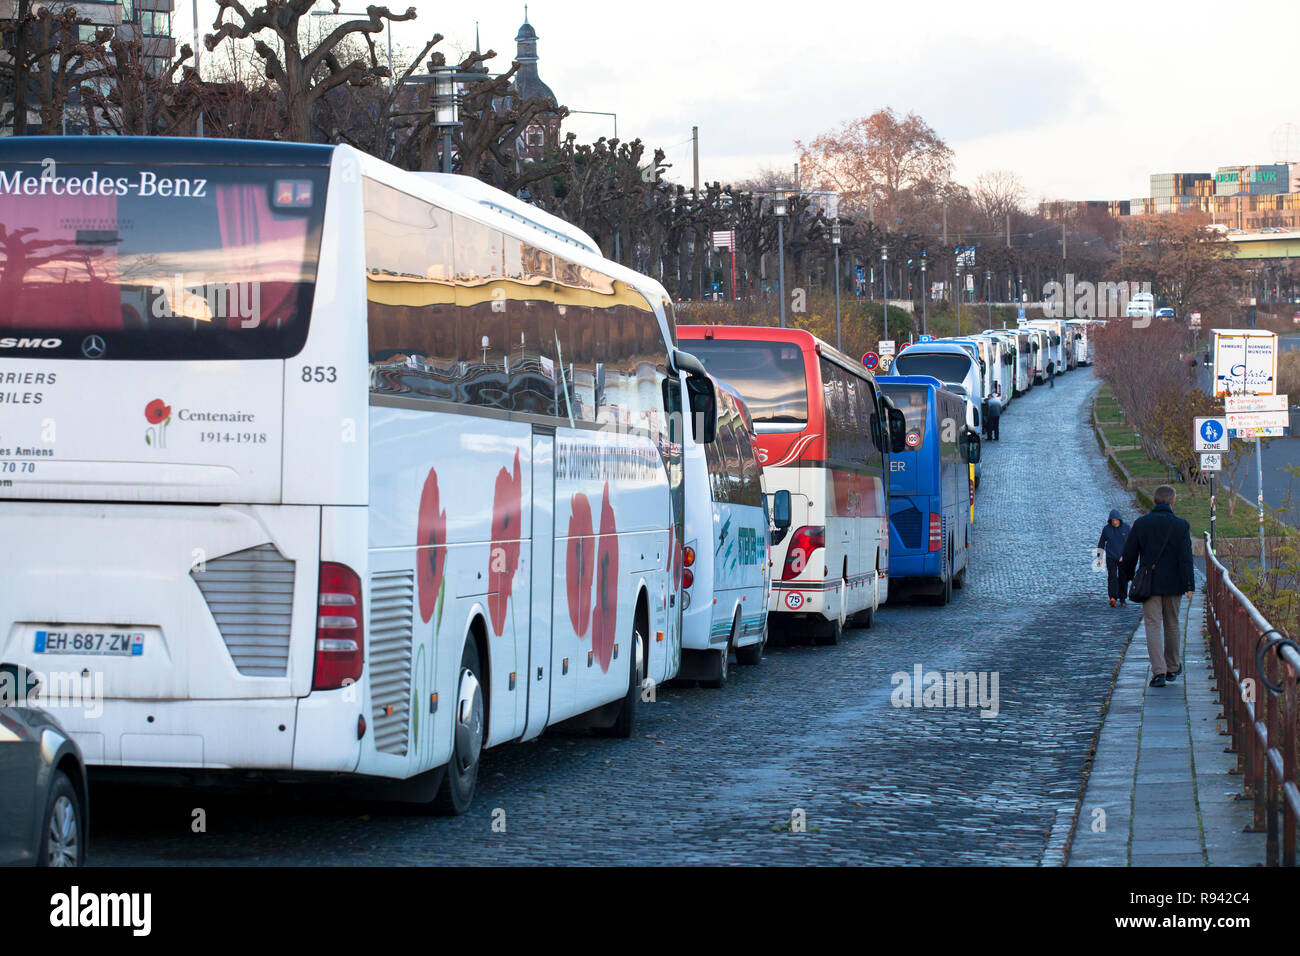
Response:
[703,615,737,687]
[849,606,874,629]
[598,618,644,738]
[736,620,765,666]
[812,617,842,646]
[432,640,485,816]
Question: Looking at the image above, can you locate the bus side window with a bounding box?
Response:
[452,215,508,411]
[705,415,727,502]
[505,236,557,417]
[720,406,743,499]
[363,179,458,402]
[736,424,763,507]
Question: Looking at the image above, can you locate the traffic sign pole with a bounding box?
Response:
[1257,437,1266,572]
[1209,474,1217,552]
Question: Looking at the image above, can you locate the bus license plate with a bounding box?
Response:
[33,629,145,656]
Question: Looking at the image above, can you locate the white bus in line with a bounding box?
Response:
[677,380,781,687]
[0,137,719,814]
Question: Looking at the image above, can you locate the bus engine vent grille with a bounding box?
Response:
[890,506,924,550]
[369,570,414,756]
[192,543,295,677]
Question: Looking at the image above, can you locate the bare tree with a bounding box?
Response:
[205,0,418,142]
[797,107,954,226]
[971,169,1027,232]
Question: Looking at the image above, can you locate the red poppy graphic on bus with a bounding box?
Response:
[488,449,523,637]
[590,482,619,673]
[565,492,595,638]
[143,398,172,448]
[416,467,447,624]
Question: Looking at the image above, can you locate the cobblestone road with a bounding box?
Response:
[91,368,1140,866]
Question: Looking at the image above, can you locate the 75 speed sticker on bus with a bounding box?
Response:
[34,629,145,656]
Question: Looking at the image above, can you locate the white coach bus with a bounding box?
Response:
[0,137,717,814]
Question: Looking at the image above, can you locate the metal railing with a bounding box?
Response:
[1203,532,1300,866]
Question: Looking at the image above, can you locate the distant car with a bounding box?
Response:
[0,664,88,866]
[1293,311,1300,326]
[1155,308,1175,320]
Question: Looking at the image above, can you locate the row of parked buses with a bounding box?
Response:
[0,137,1085,829]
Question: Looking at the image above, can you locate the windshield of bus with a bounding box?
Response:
[0,163,326,360]
[892,351,973,385]
[685,339,808,425]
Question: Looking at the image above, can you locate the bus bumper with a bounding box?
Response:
[42,695,361,773]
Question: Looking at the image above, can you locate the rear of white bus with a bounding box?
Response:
[0,139,369,776]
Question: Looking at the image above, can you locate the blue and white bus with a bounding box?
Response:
[0,136,718,814]
[677,381,775,687]
[877,376,980,606]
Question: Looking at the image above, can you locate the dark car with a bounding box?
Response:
[0,663,89,866]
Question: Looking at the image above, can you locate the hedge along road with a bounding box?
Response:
[89,369,1138,866]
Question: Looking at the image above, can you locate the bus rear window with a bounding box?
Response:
[0,164,326,359]
[685,339,808,425]
[880,386,927,447]
[891,351,973,384]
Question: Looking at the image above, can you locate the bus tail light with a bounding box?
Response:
[928,514,943,552]
[683,545,696,568]
[683,568,694,589]
[314,562,364,691]
[782,526,825,580]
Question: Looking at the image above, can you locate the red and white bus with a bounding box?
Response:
[678,327,904,644]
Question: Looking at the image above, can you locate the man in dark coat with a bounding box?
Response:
[984,389,1002,441]
[1120,485,1195,687]
[1097,508,1130,607]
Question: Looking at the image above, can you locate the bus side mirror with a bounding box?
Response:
[772,489,792,536]
[686,372,717,444]
[962,429,982,464]
[888,406,907,453]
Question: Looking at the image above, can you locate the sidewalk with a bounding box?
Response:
[1065,586,1265,866]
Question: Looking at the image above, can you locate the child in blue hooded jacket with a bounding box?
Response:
[1097,509,1131,606]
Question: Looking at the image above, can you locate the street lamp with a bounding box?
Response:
[920,254,927,336]
[832,219,842,350]
[985,269,992,329]
[312,8,393,89]
[881,246,889,341]
[774,195,787,328]
[432,61,459,173]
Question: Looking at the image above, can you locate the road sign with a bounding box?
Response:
[1200,453,1222,472]
[918,334,933,343]
[711,230,735,249]
[1213,329,1278,396]
[1227,410,1289,432]
[1233,426,1286,439]
[897,341,909,352]
[877,355,892,373]
[1017,307,1026,320]
[862,351,879,370]
[1194,417,1228,452]
[879,340,896,356]
[1225,393,1287,413]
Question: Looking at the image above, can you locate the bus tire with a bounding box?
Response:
[849,606,874,629]
[707,616,738,691]
[812,617,842,646]
[598,613,644,739]
[431,640,485,816]
[736,618,766,665]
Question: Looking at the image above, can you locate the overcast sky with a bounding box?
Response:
[179,0,1300,202]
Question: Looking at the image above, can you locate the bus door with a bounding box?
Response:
[522,427,555,741]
